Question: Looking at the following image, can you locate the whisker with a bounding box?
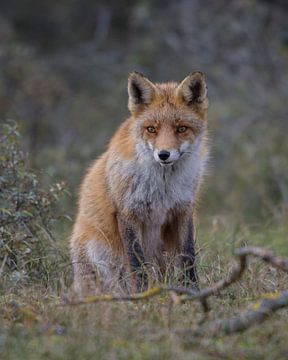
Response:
[181,151,193,155]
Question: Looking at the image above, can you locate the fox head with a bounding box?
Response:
[127,72,208,166]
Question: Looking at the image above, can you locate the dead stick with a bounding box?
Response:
[195,290,288,336]
[182,247,288,302]
[182,255,247,303]
[234,247,288,272]
[62,286,163,306]
[62,246,288,308]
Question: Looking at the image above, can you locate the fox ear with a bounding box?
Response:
[128,72,156,113]
[176,72,208,107]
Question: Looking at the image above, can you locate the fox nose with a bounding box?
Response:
[158,150,170,161]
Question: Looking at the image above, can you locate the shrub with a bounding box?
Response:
[0,121,69,287]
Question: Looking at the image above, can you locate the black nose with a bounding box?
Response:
[158,150,170,161]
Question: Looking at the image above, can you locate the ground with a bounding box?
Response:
[1,220,288,360]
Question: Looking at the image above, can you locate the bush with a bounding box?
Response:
[0,121,69,287]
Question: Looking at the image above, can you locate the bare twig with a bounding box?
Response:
[0,254,8,278]
[234,246,288,272]
[61,286,197,307]
[61,253,247,307]
[180,255,247,304]
[179,247,288,303]
[195,291,288,336]
[62,246,288,335]
[61,287,163,306]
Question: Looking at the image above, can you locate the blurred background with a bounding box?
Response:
[0,0,288,225]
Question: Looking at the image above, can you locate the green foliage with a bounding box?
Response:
[0,121,68,286]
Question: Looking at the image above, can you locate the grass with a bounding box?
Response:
[1,219,288,360]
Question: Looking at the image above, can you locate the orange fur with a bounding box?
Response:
[70,72,209,295]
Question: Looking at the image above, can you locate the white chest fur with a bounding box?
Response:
[107,137,207,260]
[122,138,206,223]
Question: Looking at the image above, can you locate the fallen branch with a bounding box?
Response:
[61,250,247,307]
[195,290,288,336]
[180,254,247,304]
[234,246,288,272]
[62,286,163,306]
[62,246,288,335]
[180,246,288,304]
[61,286,197,307]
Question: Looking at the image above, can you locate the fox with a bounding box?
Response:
[70,71,209,296]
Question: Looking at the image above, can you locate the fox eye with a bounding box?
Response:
[177,126,188,133]
[147,126,156,133]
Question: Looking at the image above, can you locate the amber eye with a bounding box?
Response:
[147,126,156,133]
[177,126,188,133]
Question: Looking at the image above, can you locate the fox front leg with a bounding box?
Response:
[117,217,147,292]
[180,216,198,288]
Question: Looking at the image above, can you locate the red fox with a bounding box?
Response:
[70,71,209,295]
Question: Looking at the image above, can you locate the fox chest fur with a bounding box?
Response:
[107,137,205,226]
[106,138,206,260]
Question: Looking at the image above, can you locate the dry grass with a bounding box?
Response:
[1,220,288,360]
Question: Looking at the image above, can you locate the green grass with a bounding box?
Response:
[1,220,288,360]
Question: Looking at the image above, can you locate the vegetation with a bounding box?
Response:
[0,1,288,358]
[1,123,288,359]
[0,122,69,290]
